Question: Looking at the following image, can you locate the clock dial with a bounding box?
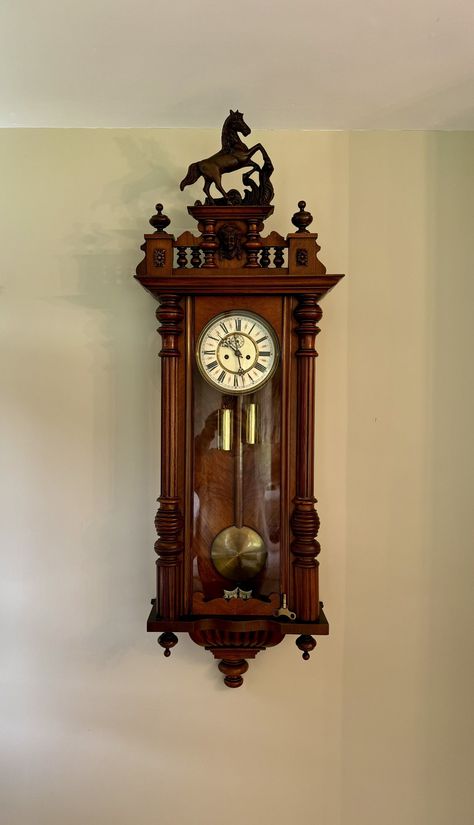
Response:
[196,311,279,394]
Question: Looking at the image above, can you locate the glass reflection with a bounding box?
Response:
[192,366,281,602]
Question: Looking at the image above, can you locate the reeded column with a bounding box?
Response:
[155,294,184,619]
[291,294,322,621]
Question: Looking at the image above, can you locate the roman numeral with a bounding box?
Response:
[206,361,218,371]
[255,336,267,344]
[236,319,242,331]
[220,322,228,333]
[259,351,271,357]
[248,323,255,334]
[233,375,239,388]
[217,370,226,383]
[255,362,267,373]
[203,349,215,355]
[208,335,220,342]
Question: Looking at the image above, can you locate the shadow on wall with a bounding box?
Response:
[54,135,186,658]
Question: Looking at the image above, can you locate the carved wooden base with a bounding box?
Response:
[190,627,283,688]
[148,604,328,684]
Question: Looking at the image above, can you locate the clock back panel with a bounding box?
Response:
[186,295,291,616]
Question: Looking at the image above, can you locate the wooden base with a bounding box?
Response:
[148,603,328,687]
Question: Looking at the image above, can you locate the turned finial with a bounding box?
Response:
[158,632,178,657]
[150,203,171,233]
[291,200,313,233]
[296,634,317,660]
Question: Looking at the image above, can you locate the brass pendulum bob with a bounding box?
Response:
[211,396,267,582]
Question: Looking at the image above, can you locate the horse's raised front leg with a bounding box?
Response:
[243,160,261,173]
[247,143,269,162]
[242,143,272,178]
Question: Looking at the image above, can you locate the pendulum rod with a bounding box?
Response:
[234,394,244,530]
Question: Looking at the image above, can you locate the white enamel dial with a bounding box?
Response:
[196,310,279,394]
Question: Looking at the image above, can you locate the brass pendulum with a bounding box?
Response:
[211,396,266,582]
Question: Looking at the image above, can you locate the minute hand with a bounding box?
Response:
[235,350,244,375]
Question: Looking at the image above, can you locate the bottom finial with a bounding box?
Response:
[296,634,317,660]
[218,658,249,688]
[158,632,178,657]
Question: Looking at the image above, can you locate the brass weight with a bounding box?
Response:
[217,408,232,451]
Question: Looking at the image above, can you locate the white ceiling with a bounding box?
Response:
[1,0,473,129]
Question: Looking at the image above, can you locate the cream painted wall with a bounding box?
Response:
[0,130,472,825]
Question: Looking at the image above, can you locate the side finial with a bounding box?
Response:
[291,201,313,233]
[296,635,317,660]
[150,203,171,233]
[158,632,178,657]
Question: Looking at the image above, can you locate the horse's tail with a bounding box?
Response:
[180,162,201,190]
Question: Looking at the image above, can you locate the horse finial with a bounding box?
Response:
[180,110,273,205]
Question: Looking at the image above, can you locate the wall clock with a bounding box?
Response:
[135,111,344,687]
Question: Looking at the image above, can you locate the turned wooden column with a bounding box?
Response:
[291,294,322,621]
[200,218,218,268]
[155,294,185,619]
[244,218,261,268]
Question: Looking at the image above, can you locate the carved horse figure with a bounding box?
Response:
[180,110,269,203]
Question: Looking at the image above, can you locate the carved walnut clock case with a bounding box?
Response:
[135,111,344,687]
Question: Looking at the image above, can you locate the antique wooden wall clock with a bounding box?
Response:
[135,111,344,687]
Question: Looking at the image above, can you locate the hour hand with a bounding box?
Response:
[221,338,237,352]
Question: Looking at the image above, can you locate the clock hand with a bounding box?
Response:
[235,350,245,375]
[217,339,245,377]
[219,336,249,376]
[222,337,238,353]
